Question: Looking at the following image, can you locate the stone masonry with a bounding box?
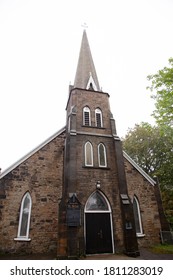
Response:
[124,158,161,247]
[0,29,169,257]
[0,131,65,255]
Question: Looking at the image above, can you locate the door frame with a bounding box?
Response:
[84,191,115,254]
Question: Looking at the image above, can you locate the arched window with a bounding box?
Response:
[95,108,103,128]
[85,191,114,254]
[83,106,91,126]
[98,143,107,167]
[85,191,110,211]
[85,142,93,166]
[17,192,32,240]
[133,196,143,236]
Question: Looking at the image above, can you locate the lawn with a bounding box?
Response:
[150,244,173,254]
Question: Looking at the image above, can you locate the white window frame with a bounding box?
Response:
[85,141,93,166]
[14,192,32,241]
[95,108,103,128]
[85,191,111,213]
[83,106,91,126]
[84,191,115,253]
[86,74,98,91]
[133,196,145,237]
[98,143,107,167]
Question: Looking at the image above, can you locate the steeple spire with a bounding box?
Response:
[74,30,100,91]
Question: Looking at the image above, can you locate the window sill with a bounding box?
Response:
[136,233,145,238]
[83,166,110,170]
[14,237,31,242]
[82,125,106,129]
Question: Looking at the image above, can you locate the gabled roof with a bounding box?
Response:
[0,126,155,187]
[0,126,66,179]
[123,151,156,186]
[74,30,100,90]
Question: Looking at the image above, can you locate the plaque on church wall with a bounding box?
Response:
[66,194,81,227]
[66,207,81,226]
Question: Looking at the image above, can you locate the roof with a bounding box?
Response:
[0,126,66,179]
[0,130,156,186]
[123,151,156,186]
[0,128,156,187]
[74,30,100,90]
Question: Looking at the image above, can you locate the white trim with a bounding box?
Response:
[83,106,91,126]
[14,238,31,241]
[84,141,93,166]
[86,74,98,91]
[133,196,143,236]
[17,192,32,239]
[137,233,145,238]
[70,130,77,136]
[85,191,111,212]
[123,151,156,186]
[110,212,115,254]
[95,108,103,127]
[98,143,107,167]
[0,126,66,179]
[84,191,114,254]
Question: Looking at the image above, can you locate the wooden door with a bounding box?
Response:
[85,213,113,254]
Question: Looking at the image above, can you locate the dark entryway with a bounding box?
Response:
[85,213,113,254]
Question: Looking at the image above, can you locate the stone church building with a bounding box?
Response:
[0,30,171,258]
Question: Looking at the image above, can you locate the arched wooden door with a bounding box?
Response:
[85,191,114,254]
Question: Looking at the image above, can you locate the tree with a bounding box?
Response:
[122,122,173,228]
[124,59,173,228]
[147,57,173,127]
[122,122,173,188]
[146,57,173,187]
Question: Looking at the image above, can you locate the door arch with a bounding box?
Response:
[84,191,114,254]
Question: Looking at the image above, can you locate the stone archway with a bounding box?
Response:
[84,191,114,254]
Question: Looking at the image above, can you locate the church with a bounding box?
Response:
[0,30,171,258]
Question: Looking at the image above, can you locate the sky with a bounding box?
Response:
[0,0,173,172]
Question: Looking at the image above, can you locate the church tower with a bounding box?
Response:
[58,30,139,257]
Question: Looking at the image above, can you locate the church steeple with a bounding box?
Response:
[74,30,100,91]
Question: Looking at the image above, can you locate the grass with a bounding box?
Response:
[150,244,173,254]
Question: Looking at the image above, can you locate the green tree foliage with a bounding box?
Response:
[147,58,173,127]
[122,122,173,186]
[122,123,156,174]
[161,187,173,229]
[122,122,173,228]
[146,57,173,188]
[123,58,173,228]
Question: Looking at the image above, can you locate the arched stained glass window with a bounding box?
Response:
[133,196,143,236]
[17,192,32,239]
[83,106,91,126]
[85,191,109,211]
[98,143,107,167]
[85,142,93,166]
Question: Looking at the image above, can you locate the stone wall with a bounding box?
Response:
[124,158,161,247]
[0,131,65,255]
[0,120,163,257]
[75,134,124,252]
[65,88,125,253]
[65,87,162,254]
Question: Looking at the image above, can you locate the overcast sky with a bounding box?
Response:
[0,0,173,172]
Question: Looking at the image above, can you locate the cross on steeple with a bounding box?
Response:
[81,22,88,30]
